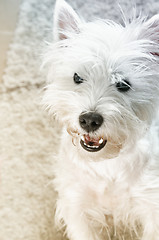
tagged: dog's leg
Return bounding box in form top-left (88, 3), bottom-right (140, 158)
top-left (55, 197), bottom-right (106, 240)
top-left (141, 228), bottom-right (159, 240)
top-left (56, 204), bottom-right (100, 240)
top-left (65, 214), bottom-right (97, 240)
top-left (140, 210), bottom-right (159, 240)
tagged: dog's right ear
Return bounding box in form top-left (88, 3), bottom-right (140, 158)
top-left (53, 0), bottom-right (82, 41)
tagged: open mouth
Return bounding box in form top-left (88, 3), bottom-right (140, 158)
top-left (80, 134), bottom-right (107, 152)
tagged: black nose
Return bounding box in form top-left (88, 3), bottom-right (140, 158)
top-left (79, 112), bottom-right (103, 132)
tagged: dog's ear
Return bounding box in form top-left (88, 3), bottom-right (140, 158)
top-left (144, 14), bottom-right (159, 56)
top-left (53, 0), bottom-right (81, 41)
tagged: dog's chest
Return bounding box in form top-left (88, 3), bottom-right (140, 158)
top-left (91, 179), bottom-right (130, 213)
top-left (78, 162), bottom-right (131, 214)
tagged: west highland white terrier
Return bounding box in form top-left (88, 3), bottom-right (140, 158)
top-left (43, 0), bottom-right (159, 239)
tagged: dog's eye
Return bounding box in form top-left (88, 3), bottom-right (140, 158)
top-left (116, 80), bottom-right (131, 92)
top-left (73, 73), bottom-right (84, 84)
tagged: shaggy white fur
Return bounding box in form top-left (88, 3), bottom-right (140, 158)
top-left (43, 1), bottom-right (159, 240)
top-left (0, 0), bottom-right (159, 240)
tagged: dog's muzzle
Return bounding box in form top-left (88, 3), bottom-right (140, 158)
top-left (79, 111), bottom-right (106, 152)
top-left (80, 134), bottom-right (107, 152)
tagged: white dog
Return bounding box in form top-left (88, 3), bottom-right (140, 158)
top-left (43, 0), bottom-right (159, 239)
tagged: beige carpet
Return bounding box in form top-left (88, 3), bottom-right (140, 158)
top-left (0, 0), bottom-right (159, 239)
top-left (0, 0), bottom-right (62, 239)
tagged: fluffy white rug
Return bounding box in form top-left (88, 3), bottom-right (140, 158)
top-left (0, 0), bottom-right (158, 239)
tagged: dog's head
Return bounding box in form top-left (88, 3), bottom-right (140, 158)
top-left (43, 0), bottom-right (159, 159)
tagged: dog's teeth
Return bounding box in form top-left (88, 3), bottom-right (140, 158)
top-left (81, 135), bottom-right (104, 149)
top-left (92, 145), bottom-right (99, 148)
top-left (88, 145), bottom-right (99, 149)
top-left (99, 138), bottom-right (103, 144)
top-left (81, 135), bottom-right (85, 141)
top-left (83, 141), bottom-right (99, 149)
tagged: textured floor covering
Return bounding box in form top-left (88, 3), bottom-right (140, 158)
top-left (0, 0), bottom-right (159, 239)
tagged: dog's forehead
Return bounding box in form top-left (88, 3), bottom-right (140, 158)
top-left (59, 21), bottom-right (151, 73)
top-left (49, 20), bottom-right (155, 87)
top-left (72, 21), bottom-right (138, 53)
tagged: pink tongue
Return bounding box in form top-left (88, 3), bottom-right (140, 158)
top-left (84, 135), bottom-right (100, 146)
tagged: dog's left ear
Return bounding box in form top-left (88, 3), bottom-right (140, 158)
top-left (144, 14), bottom-right (159, 56)
top-left (53, 0), bottom-right (82, 41)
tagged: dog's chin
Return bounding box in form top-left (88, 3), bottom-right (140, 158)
top-left (80, 134), bottom-right (107, 152)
